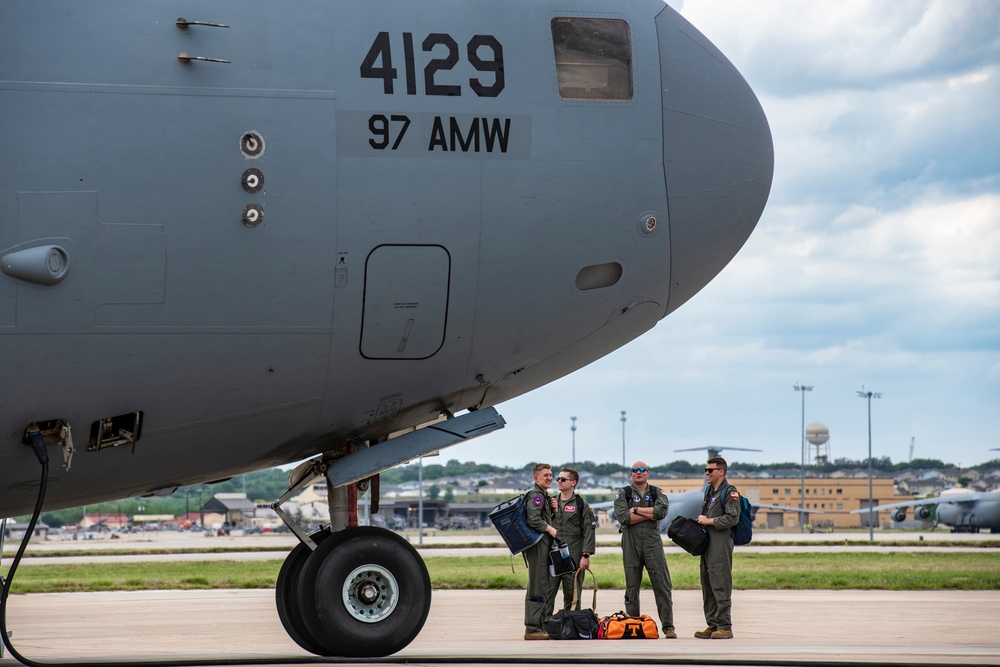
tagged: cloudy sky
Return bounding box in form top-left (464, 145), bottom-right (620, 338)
top-left (442, 0), bottom-right (1000, 471)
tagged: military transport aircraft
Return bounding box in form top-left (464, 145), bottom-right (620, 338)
top-left (851, 489), bottom-right (1000, 533)
top-left (1, 0), bottom-right (772, 659)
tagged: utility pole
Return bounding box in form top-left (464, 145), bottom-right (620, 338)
top-left (620, 411), bottom-right (627, 469)
top-left (418, 456), bottom-right (424, 546)
top-left (858, 387), bottom-right (882, 542)
top-left (794, 384), bottom-right (813, 533)
top-left (570, 416), bottom-right (577, 464)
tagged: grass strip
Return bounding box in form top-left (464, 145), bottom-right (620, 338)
top-left (4, 552), bottom-right (999, 594)
top-left (8, 539), bottom-right (998, 559)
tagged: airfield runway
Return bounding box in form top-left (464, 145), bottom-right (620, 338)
top-left (2, 532), bottom-right (998, 666)
top-left (2, 588), bottom-right (999, 666)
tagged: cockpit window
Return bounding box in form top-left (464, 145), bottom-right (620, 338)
top-left (551, 18), bottom-right (632, 101)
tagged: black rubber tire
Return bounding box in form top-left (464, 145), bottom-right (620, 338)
top-left (296, 526), bottom-right (431, 657)
top-left (275, 529), bottom-right (338, 656)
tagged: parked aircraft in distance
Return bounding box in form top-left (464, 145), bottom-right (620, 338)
top-left (654, 486), bottom-right (824, 534)
top-left (597, 448), bottom-right (820, 532)
top-left (1, 0), bottom-right (772, 659)
top-left (852, 489), bottom-right (1000, 533)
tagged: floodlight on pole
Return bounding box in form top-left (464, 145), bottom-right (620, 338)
top-left (857, 387), bottom-right (882, 542)
top-left (793, 384), bottom-right (813, 533)
top-left (570, 416), bottom-right (577, 464)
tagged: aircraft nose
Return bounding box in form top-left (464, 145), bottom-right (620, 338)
top-left (655, 6), bottom-right (774, 315)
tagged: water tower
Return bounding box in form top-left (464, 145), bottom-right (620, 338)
top-left (806, 422), bottom-right (830, 465)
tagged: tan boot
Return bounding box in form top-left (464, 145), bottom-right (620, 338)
top-left (694, 628), bottom-right (714, 639)
top-left (524, 631), bottom-right (549, 640)
top-left (710, 629), bottom-right (734, 639)
top-left (662, 629), bottom-right (677, 639)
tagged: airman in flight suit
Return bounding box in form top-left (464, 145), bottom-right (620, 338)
top-left (613, 461), bottom-right (676, 638)
top-left (523, 463), bottom-right (557, 640)
top-left (695, 456), bottom-right (741, 639)
top-left (546, 467), bottom-right (597, 611)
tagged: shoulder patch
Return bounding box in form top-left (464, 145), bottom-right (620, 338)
top-left (532, 494), bottom-right (543, 507)
top-left (730, 490), bottom-right (739, 500)
top-left (614, 491), bottom-right (620, 500)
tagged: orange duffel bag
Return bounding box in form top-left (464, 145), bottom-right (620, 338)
top-left (597, 611), bottom-right (659, 639)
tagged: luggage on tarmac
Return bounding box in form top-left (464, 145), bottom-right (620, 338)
top-left (547, 608), bottom-right (599, 640)
top-left (546, 568), bottom-right (599, 640)
top-left (667, 515), bottom-right (709, 556)
top-left (597, 611), bottom-right (659, 639)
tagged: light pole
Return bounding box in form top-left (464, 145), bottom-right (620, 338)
top-left (857, 387), bottom-right (882, 542)
top-left (620, 411), bottom-right (627, 468)
top-left (794, 384), bottom-right (813, 533)
top-left (418, 456), bottom-right (424, 545)
top-left (570, 416), bottom-right (577, 464)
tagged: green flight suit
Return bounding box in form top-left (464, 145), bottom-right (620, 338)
top-left (522, 482), bottom-right (554, 633)
top-left (546, 493), bottom-right (597, 611)
top-left (613, 483), bottom-right (674, 632)
top-left (700, 481), bottom-right (741, 631)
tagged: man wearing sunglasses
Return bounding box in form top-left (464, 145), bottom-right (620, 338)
top-left (546, 468), bottom-right (597, 613)
top-left (694, 457), bottom-right (741, 639)
top-left (613, 461), bottom-right (676, 638)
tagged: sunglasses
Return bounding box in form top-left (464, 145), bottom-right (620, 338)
top-left (631, 467), bottom-right (648, 473)
top-left (556, 477), bottom-right (571, 482)
top-left (705, 468), bottom-right (722, 473)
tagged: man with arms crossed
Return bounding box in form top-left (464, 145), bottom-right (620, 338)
top-left (613, 461), bottom-right (676, 638)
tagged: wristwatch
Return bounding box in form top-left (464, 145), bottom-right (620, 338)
top-left (582, 553), bottom-right (591, 558)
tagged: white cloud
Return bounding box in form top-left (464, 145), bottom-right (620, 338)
top-left (682, 1), bottom-right (1000, 92)
top-left (449, 1), bottom-right (1000, 471)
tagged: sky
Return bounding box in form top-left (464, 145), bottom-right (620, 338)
top-left (440, 0), bottom-right (1000, 472)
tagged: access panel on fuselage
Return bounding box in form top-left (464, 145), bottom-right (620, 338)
top-left (361, 244), bottom-right (450, 360)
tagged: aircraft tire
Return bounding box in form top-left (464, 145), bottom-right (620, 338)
top-left (275, 529), bottom-right (337, 655)
top-left (297, 526), bottom-right (431, 657)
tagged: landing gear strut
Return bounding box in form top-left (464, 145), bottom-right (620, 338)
top-left (270, 409), bottom-right (506, 656)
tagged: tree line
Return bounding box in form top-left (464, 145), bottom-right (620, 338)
top-left (23, 457), bottom-right (998, 527)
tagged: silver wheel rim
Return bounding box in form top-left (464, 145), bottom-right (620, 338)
top-left (341, 563), bottom-right (399, 623)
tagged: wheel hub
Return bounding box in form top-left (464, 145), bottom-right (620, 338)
top-left (342, 563), bottom-right (399, 623)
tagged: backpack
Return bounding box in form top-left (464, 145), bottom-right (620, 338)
top-left (723, 487), bottom-right (753, 546)
top-left (489, 492), bottom-right (544, 555)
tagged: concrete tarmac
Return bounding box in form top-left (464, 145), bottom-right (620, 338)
top-left (2, 588), bottom-right (998, 666)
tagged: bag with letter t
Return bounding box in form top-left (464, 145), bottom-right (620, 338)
top-left (597, 611), bottom-right (659, 639)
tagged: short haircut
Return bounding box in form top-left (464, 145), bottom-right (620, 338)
top-left (532, 463), bottom-right (552, 476)
top-left (707, 456), bottom-right (728, 472)
top-left (559, 468), bottom-right (579, 483)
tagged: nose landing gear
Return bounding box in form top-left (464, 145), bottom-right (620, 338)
top-left (270, 409), bottom-right (505, 656)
